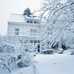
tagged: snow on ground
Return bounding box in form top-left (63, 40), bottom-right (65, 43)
top-left (11, 54), bottom-right (74, 74)
top-left (34, 54), bottom-right (74, 74)
top-left (11, 66), bottom-right (34, 74)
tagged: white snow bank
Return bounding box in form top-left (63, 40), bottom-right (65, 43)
top-left (11, 54), bottom-right (74, 74)
top-left (11, 65), bottom-right (34, 74)
top-left (34, 54), bottom-right (74, 74)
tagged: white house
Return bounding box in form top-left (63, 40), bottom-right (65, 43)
top-left (7, 14), bottom-right (46, 53)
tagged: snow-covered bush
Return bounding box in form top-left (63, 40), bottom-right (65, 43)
top-left (0, 47), bottom-right (3, 52)
top-left (17, 51), bottom-right (33, 68)
top-left (40, 0), bottom-right (74, 52)
top-left (63, 49), bottom-right (73, 55)
top-left (0, 62), bottom-right (11, 74)
top-left (0, 42), bottom-right (15, 53)
top-left (0, 54), bottom-right (18, 74)
top-left (51, 41), bottom-right (58, 49)
top-left (42, 50), bottom-right (53, 54)
top-left (70, 52), bottom-right (74, 55)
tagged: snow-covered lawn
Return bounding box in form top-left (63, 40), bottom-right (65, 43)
top-left (34, 54), bottom-right (74, 74)
top-left (11, 54), bottom-right (74, 74)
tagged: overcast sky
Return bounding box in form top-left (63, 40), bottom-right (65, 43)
top-left (0, 0), bottom-right (42, 35)
top-left (0, 0), bottom-right (67, 36)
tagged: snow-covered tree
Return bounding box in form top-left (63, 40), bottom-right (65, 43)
top-left (23, 8), bottom-right (32, 17)
top-left (40, 0), bottom-right (74, 52)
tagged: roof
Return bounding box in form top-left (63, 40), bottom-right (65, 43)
top-left (8, 14), bottom-right (26, 23)
top-left (8, 14), bottom-right (41, 23)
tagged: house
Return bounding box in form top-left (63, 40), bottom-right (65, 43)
top-left (7, 14), bottom-right (46, 53)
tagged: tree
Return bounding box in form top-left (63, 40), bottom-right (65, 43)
top-left (40, 0), bottom-right (74, 51)
top-left (23, 8), bottom-right (32, 17)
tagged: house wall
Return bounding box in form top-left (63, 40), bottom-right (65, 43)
top-left (8, 22), bottom-right (45, 37)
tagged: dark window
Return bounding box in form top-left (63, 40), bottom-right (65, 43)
top-left (27, 20), bottom-right (33, 23)
top-left (34, 40), bottom-right (37, 43)
top-left (15, 28), bottom-right (20, 35)
top-left (27, 20), bottom-right (29, 23)
top-left (38, 40), bottom-right (40, 43)
top-left (34, 21), bottom-right (39, 23)
top-left (30, 40), bottom-right (33, 43)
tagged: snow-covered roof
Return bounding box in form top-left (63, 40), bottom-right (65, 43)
top-left (8, 14), bottom-right (41, 24)
top-left (8, 14), bottom-right (26, 23)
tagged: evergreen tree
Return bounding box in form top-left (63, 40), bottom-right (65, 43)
top-left (23, 8), bottom-right (32, 17)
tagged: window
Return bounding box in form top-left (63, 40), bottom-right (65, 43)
top-left (26, 19), bottom-right (39, 23)
top-left (15, 28), bottom-right (20, 35)
top-left (30, 40), bottom-right (33, 43)
top-left (38, 40), bottom-right (40, 43)
top-left (27, 20), bottom-right (33, 23)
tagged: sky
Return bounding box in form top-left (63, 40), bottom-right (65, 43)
top-left (0, 0), bottom-right (42, 35)
top-left (0, 0), bottom-right (67, 35)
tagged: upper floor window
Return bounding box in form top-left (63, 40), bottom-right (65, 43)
top-left (15, 28), bottom-right (20, 35)
top-left (26, 19), bottom-right (39, 24)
